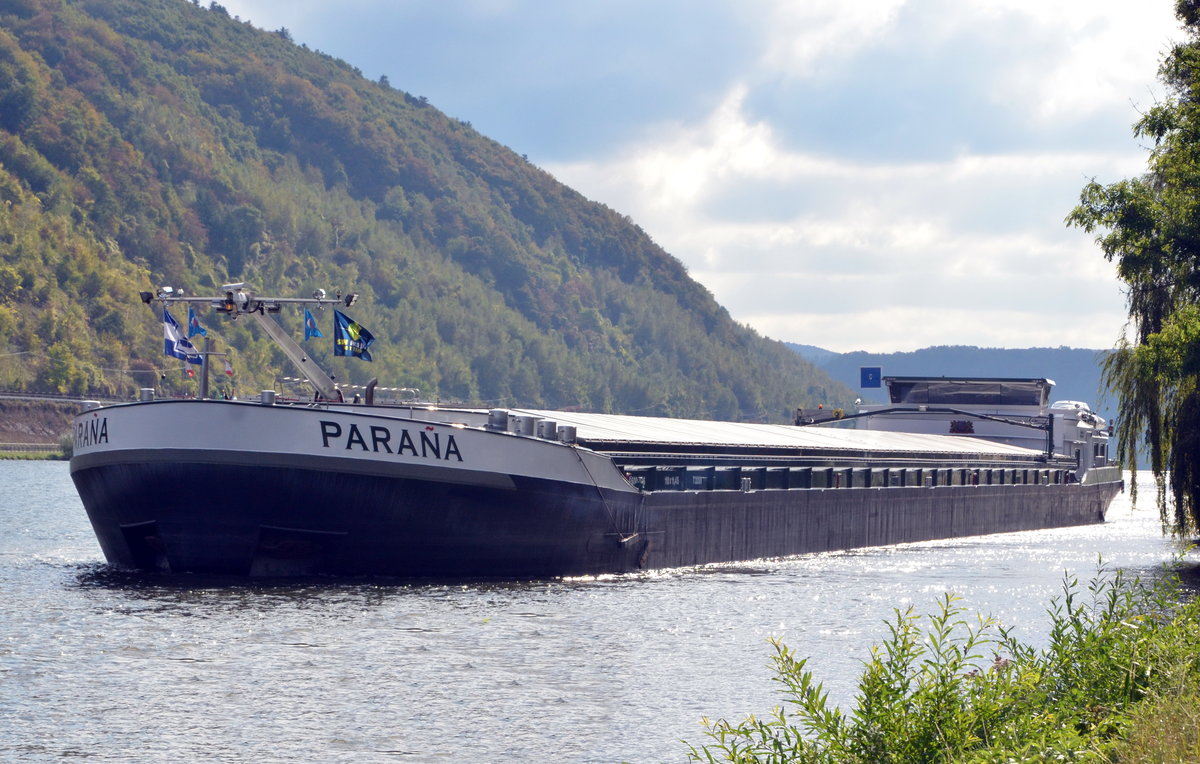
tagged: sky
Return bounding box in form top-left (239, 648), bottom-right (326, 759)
top-left (219, 0), bottom-right (1184, 353)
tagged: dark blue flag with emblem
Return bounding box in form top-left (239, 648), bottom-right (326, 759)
top-left (304, 308), bottom-right (324, 340)
top-left (187, 305), bottom-right (207, 338)
top-left (333, 310), bottom-right (373, 361)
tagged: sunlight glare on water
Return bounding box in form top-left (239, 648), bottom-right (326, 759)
top-left (0, 462), bottom-right (1188, 763)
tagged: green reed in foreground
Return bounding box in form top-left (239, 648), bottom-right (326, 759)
top-left (687, 562), bottom-right (1200, 763)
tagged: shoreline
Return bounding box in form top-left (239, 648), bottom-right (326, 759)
top-left (0, 398), bottom-right (79, 459)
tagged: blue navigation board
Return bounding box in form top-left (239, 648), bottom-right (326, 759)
top-left (860, 367), bottom-right (882, 388)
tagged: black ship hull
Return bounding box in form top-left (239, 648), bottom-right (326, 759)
top-left (71, 435), bottom-right (1123, 578)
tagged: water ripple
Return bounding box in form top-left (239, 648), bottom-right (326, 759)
top-left (1, 463), bottom-right (1191, 763)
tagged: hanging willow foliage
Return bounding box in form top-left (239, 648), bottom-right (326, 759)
top-left (1169, 386), bottom-right (1200, 533)
top-left (1068, 2), bottom-right (1200, 535)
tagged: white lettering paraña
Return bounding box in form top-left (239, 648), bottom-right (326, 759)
top-left (75, 417), bottom-right (109, 448)
top-left (319, 420), bottom-right (463, 462)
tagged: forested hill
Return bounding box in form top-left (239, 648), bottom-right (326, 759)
top-left (0, 0), bottom-right (851, 420)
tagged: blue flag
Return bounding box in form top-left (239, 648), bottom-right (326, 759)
top-left (187, 305), bottom-right (207, 338)
top-left (333, 310), bottom-right (374, 361)
top-left (163, 308), bottom-right (202, 364)
top-left (304, 308), bottom-right (324, 340)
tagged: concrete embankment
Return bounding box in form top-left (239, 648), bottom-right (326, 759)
top-left (0, 398), bottom-right (80, 448)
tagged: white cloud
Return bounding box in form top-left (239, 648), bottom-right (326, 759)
top-left (623, 86), bottom-right (788, 210)
top-left (742, 304), bottom-right (1126, 353)
top-left (756, 0), bottom-right (908, 78)
top-left (548, 79), bottom-right (1148, 351)
top-left (220, 0), bottom-right (1178, 352)
top-left (749, 0), bottom-right (1177, 121)
top-left (980, 1), bottom-right (1177, 122)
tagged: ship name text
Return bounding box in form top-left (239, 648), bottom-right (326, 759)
top-left (75, 416), bottom-right (109, 448)
top-left (319, 420), bottom-right (463, 462)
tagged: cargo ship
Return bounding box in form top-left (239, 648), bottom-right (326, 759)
top-left (68, 287), bottom-right (1124, 578)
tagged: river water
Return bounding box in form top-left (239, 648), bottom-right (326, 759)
top-left (0, 462), bottom-right (1190, 763)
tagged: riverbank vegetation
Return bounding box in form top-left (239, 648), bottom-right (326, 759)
top-left (687, 564), bottom-right (1200, 762)
top-left (0, 449), bottom-right (64, 460)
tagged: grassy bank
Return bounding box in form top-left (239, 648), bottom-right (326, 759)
top-left (0, 450), bottom-right (66, 460)
top-left (687, 563), bottom-right (1200, 763)
top-left (0, 431), bottom-right (72, 460)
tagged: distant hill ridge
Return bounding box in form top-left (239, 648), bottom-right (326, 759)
top-left (0, 0), bottom-right (853, 420)
top-left (789, 343), bottom-right (1113, 421)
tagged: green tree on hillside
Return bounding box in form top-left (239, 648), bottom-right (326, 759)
top-left (1067, 0), bottom-right (1200, 534)
top-left (0, 0), bottom-right (850, 417)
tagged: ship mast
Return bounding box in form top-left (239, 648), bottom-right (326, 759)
top-left (140, 283), bottom-right (357, 401)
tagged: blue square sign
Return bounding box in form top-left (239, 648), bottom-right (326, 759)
top-left (860, 367), bottom-right (882, 388)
